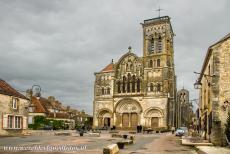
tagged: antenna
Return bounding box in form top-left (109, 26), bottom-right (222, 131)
top-left (156, 6), bottom-right (163, 17)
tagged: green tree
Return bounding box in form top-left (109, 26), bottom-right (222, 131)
top-left (225, 111), bottom-right (230, 141)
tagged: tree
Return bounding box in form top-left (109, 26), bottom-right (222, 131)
top-left (225, 111), bottom-right (230, 141)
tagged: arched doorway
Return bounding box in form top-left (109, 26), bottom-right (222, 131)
top-left (115, 98), bottom-right (142, 128)
top-left (97, 109), bottom-right (112, 128)
top-left (144, 107), bottom-right (164, 129)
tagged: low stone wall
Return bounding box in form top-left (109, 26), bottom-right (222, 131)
top-left (25, 130), bottom-right (76, 136)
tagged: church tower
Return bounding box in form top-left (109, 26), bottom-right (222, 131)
top-left (141, 16), bottom-right (176, 127)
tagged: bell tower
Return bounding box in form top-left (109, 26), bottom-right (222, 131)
top-left (141, 16), bottom-right (176, 128)
top-left (142, 16), bottom-right (174, 58)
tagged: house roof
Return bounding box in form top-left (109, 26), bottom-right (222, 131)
top-left (198, 32), bottom-right (230, 81)
top-left (0, 79), bottom-right (28, 100)
top-left (101, 63), bottom-right (114, 72)
top-left (31, 96), bottom-right (47, 113)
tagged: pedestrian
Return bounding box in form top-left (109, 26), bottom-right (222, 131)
top-left (171, 126), bottom-right (175, 134)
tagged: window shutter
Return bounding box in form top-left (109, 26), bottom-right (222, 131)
top-left (2, 114), bottom-right (8, 129)
top-left (23, 116), bottom-right (27, 129)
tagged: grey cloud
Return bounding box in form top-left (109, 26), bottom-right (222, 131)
top-left (0, 0), bottom-right (229, 113)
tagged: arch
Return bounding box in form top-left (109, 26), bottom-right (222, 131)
top-left (144, 107), bottom-right (164, 118)
top-left (116, 52), bottom-right (139, 67)
top-left (115, 98), bottom-right (142, 114)
top-left (96, 108), bottom-right (113, 118)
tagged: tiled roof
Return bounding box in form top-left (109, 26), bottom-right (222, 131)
top-left (101, 63), bottom-right (114, 72)
top-left (0, 79), bottom-right (28, 100)
top-left (31, 96), bottom-right (47, 113)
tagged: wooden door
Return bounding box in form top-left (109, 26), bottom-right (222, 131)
top-left (122, 113), bottom-right (129, 127)
top-left (131, 113), bottom-right (138, 127)
top-left (151, 117), bottom-right (159, 128)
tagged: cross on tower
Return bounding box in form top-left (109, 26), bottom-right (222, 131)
top-left (156, 6), bottom-right (163, 18)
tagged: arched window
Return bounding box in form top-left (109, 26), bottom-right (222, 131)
top-left (150, 83), bottom-right (154, 92)
top-left (122, 76), bottom-right (126, 93)
top-left (157, 59), bottom-right (161, 67)
top-left (127, 73), bottom-right (131, 93)
top-left (107, 87), bottom-right (110, 95)
top-left (132, 75), bottom-right (135, 92)
top-left (148, 38), bottom-right (154, 53)
top-left (151, 38), bottom-right (154, 52)
top-left (137, 79), bottom-right (141, 92)
top-left (117, 81), bottom-right (121, 93)
top-left (158, 37), bottom-right (162, 53)
top-left (149, 60), bottom-right (153, 68)
top-left (157, 84), bottom-right (161, 92)
top-left (102, 87), bottom-right (104, 95)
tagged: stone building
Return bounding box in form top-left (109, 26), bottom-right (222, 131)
top-left (93, 16), bottom-right (177, 130)
top-left (176, 88), bottom-right (193, 128)
top-left (0, 79), bottom-right (29, 135)
top-left (196, 33), bottom-right (230, 145)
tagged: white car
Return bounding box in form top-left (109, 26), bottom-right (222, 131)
top-left (175, 127), bottom-right (188, 136)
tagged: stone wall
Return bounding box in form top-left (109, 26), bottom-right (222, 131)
top-left (0, 94), bottom-right (28, 135)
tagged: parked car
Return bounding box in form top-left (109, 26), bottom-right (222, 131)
top-left (43, 125), bottom-right (53, 130)
top-left (175, 127), bottom-right (188, 136)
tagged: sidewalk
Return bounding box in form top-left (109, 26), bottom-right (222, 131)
top-left (196, 146), bottom-right (230, 154)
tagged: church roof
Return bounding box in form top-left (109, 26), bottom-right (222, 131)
top-left (101, 63), bottom-right (114, 72)
top-left (0, 79), bottom-right (28, 100)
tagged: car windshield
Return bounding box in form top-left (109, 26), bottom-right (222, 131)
top-left (180, 127), bottom-right (188, 131)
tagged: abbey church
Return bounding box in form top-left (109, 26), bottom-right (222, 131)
top-left (93, 16), bottom-right (177, 130)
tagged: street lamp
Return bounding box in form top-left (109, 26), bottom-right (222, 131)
top-left (28, 85), bottom-right (42, 112)
top-left (32, 85), bottom-right (41, 99)
top-left (194, 80), bottom-right (202, 89)
top-left (193, 71), bottom-right (215, 89)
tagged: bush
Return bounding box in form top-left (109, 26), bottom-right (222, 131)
top-left (225, 111), bottom-right (230, 141)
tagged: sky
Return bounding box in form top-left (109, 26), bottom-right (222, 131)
top-left (0, 0), bottom-right (229, 114)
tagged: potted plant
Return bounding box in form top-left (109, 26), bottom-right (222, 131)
top-left (117, 142), bottom-right (125, 149)
top-left (123, 134), bottom-right (128, 139)
top-left (79, 129), bottom-right (84, 136)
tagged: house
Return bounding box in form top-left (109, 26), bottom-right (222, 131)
top-left (0, 79), bottom-right (29, 135)
top-left (197, 33), bottom-right (230, 145)
top-left (27, 93), bottom-right (75, 129)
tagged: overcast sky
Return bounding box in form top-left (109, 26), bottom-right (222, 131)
top-left (0, 0), bottom-right (229, 114)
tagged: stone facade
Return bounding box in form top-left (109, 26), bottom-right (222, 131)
top-left (93, 16), bottom-right (177, 130)
top-left (0, 80), bottom-right (29, 135)
top-left (197, 33), bottom-right (230, 145)
top-left (176, 88), bottom-right (193, 128)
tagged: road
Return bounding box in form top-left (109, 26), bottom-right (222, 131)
top-left (0, 131), bottom-right (198, 154)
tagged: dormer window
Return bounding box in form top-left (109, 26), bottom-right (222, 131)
top-left (12, 98), bottom-right (18, 109)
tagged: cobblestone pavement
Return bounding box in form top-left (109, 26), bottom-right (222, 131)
top-left (0, 132), bottom-right (197, 154)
